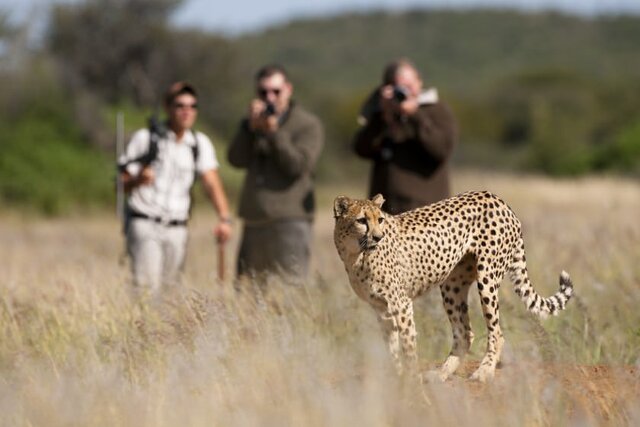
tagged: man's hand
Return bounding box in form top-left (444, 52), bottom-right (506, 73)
top-left (138, 166), bottom-right (155, 185)
top-left (379, 85), bottom-right (397, 124)
top-left (248, 99), bottom-right (279, 134)
top-left (122, 167), bottom-right (154, 192)
top-left (263, 114), bottom-right (279, 134)
top-left (379, 85), bottom-right (419, 124)
top-left (397, 97), bottom-right (419, 117)
top-left (248, 99), bottom-right (264, 130)
top-left (200, 169), bottom-right (232, 245)
top-left (213, 220), bottom-right (232, 244)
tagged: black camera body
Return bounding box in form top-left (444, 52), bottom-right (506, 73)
top-left (263, 102), bottom-right (277, 116)
top-left (392, 85), bottom-right (410, 103)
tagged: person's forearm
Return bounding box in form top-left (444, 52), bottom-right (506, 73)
top-left (268, 124), bottom-right (323, 178)
top-left (202, 171), bottom-right (231, 221)
top-left (411, 106), bottom-right (457, 161)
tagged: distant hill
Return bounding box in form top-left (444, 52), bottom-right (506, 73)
top-left (227, 9), bottom-right (640, 176)
top-left (3, 7), bottom-right (640, 214)
top-left (231, 9), bottom-right (640, 96)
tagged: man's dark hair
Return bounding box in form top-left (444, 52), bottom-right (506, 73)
top-left (164, 81), bottom-right (197, 107)
top-left (382, 58), bottom-right (419, 85)
top-left (255, 64), bottom-right (289, 82)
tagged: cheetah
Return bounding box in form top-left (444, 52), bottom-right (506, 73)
top-left (333, 191), bottom-right (573, 382)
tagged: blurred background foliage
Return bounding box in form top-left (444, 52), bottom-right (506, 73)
top-left (1, 0), bottom-right (639, 214)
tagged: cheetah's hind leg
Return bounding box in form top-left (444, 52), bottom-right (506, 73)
top-left (469, 263), bottom-right (505, 383)
top-left (425, 254), bottom-right (476, 382)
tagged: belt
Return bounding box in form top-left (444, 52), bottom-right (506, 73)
top-left (129, 210), bottom-right (188, 227)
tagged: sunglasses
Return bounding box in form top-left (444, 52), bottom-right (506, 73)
top-left (172, 102), bottom-right (198, 110)
top-left (257, 88), bottom-right (282, 98)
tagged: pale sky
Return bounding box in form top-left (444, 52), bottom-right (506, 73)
top-left (2, 0), bottom-right (640, 35)
top-left (173, 0), bottom-right (640, 33)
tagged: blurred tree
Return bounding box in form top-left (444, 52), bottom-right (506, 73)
top-left (595, 120), bottom-right (640, 173)
top-left (48, 0), bottom-right (183, 105)
top-left (0, 10), bottom-right (11, 43)
top-left (46, 0), bottom-right (239, 146)
top-left (0, 58), bottom-right (112, 215)
top-left (0, 10), bottom-right (25, 72)
top-left (164, 29), bottom-right (240, 138)
top-left (487, 69), bottom-right (604, 175)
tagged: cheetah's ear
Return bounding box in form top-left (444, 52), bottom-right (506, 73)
top-left (333, 196), bottom-right (351, 218)
top-left (371, 193), bottom-right (385, 208)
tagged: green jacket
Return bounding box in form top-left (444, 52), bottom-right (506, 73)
top-left (228, 103), bottom-right (324, 223)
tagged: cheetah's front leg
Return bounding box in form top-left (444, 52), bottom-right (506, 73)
top-left (376, 311), bottom-right (402, 374)
top-left (376, 295), bottom-right (418, 376)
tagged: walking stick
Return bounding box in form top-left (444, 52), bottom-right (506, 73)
top-left (115, 111), bottom-right (128, 266)
top-left (217, 239), bottom-right (226, 282)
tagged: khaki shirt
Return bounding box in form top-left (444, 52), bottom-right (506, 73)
top-left (121, 128), bottom-right (219, 221)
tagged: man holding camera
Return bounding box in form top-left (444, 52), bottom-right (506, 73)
top-left (119, 82), bottom-right (232, 295)
top-left (228, 64), bottom-right (324, 280)
top-left (353, 58), bottom-right (458, 214)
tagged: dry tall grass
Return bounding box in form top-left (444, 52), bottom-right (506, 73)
top-left (1, 170), bottom-right (639, 426)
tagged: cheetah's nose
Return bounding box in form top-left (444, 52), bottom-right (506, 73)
top-left (372, 233), bottom-right (384, 243)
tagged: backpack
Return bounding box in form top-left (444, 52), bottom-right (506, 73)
top-left (118, 116), bottom-right (199, 177)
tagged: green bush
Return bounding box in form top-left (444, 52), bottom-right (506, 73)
top-left (0, 98), bottom-right (113, 216)
top-left (594, 121), bottom-right (640, 173)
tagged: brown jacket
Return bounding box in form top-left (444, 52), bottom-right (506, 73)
top-left (353, 89), bottom-right (457, 214)
top-left (228, 103), bottom-right (324, 222)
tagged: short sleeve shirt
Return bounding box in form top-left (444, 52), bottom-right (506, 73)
top-left (119, 128), bottom-right (219, 221)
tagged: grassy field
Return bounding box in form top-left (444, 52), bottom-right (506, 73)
top-left (1, 170), bottom-right (639, 426)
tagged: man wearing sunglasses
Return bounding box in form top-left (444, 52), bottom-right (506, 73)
top-left (119, 81), bottom-right (232, 295)
top-left (228, 64), bottom-right (324, 281)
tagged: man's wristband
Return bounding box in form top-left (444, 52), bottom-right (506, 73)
top-left (220, 217), bottom-right (233, 225)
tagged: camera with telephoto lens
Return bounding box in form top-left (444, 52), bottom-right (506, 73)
top-left (263, 102), bottom-right (277, 116)
top-left (392, 85), bottom-right (410, 103)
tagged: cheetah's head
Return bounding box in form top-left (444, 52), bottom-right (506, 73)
top-left (333, 194), bottom-right (387, 254)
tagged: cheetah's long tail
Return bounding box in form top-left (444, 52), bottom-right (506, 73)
top-left (507, 238), bottom-right (574, 319)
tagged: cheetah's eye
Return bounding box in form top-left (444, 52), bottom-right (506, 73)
top-left (378, 217), bottom-right (384, 224)
top-left (356, 217), bottom-right (367, 225)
